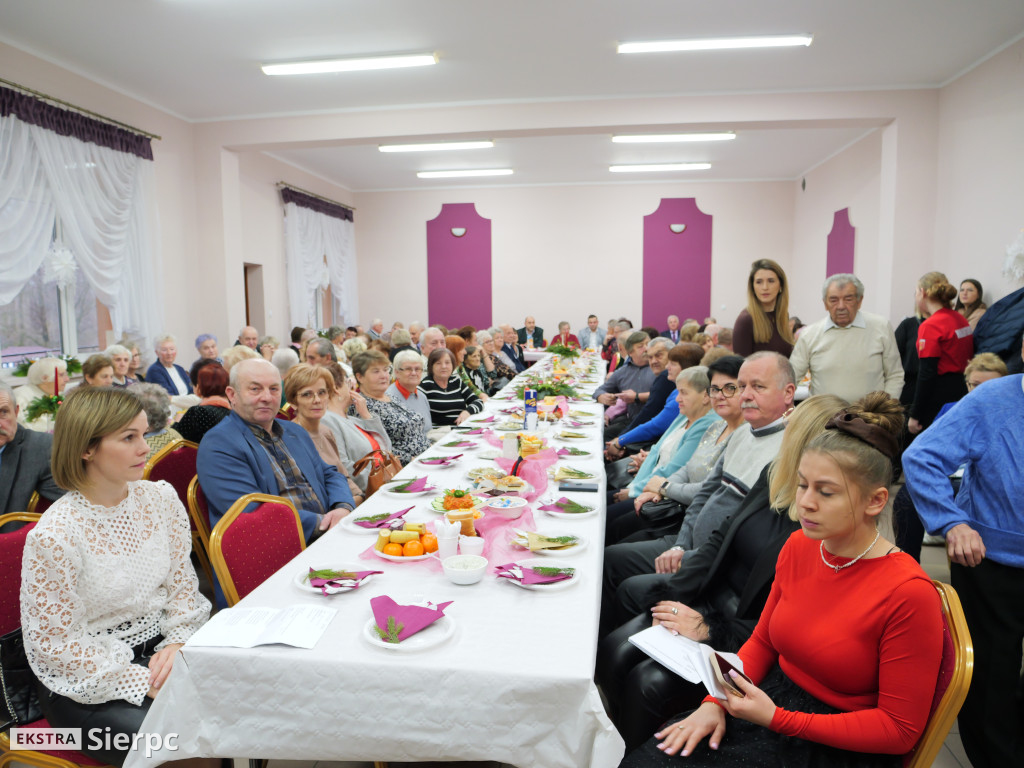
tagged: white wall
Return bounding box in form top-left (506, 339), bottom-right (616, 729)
top-left (789, 130), bottom-right (884, 322)
top-left (934, 37), bottom-right (1024, 306)
top-left (354, 181), bottom-right (793, 335)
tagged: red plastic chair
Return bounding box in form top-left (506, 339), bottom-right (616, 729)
top-left (207, 494), bottom-right (306, 606)
top-left (0, 512), bottom-right (111, 768)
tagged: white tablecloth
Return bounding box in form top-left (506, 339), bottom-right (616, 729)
top-left (126, 354), bottom-right (623, 768)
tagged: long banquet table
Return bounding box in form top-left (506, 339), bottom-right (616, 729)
top-left (126, 353), bottom-right (625, 768)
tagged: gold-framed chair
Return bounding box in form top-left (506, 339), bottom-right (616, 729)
top-left (25, 492), bottom-right (54, 515)
top-left (0, 512), bottom-right (113, 768)
top-left (903, 580), bottom-right (974, 768)
top-left (207, 493), bottom-right (306, 607)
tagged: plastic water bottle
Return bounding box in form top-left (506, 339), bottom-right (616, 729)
top-left (524, 388), bottom-right (538, 431)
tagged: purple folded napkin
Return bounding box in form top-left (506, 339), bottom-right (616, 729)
top-left (308, 568), bottom-right (382, 595)
top-left (473, 415), bottom-right (496, 423)
top-left (537, 496), bottom-right (573, 511)
top-left (461, 428), bottom-right (487, 436)
top-left (420, 454), bottom-right (462, 466)
top-left (370, 595), bottom-right (454, 643)
top-left (556, 448), bottom-right (579, 457)
top-left (500, 407), bottom-right (522, 415)
top-left (353, 506), bottom-right (414, 529)
top-left (442, 440), bottom-right (476, 448)
top-left (566, 420), bottom-right (593, 428)
top-left (390, 476), bottom-right (434, 493)
top-left (494, 562), bottom-right (575, 585)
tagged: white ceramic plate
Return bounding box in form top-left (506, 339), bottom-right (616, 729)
top-left (415, 455), bottom-right (462, 468)
top-left (498, 559), bottom-right (580, 592)
top-left (435, 439), bottom-right (478, 452)
top-left (538, 499), bottom-right (599, 520)
top-left (549, 468), bottom-right (597, 481)
top-left (511, 532), bottom-right (588, 557)
top-left (556, 432), bottom-right (589, 440)
top-left (338, 513), bottom-right (399, 536)
top-left (294, 565), bottom-right (373, 593)
top-left (381, 480), bottom-right (438, 497)
top-left (362, 614), bottom-right (456, 652)
top-left (372, 549), bottom-right (435, 563)
top-left (556, 450), bottom-right (592, 462)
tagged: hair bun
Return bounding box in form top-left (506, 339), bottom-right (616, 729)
top-left (844, 391), bottom-right (905, 437)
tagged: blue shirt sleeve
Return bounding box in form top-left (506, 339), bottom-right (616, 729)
top-left (617, 387), bottom-right (678, 445)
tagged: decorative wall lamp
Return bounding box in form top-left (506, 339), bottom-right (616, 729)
top-left (451, 227), bottom-right (467, 237)
top-left (669, 224), bottom-right (687, 234)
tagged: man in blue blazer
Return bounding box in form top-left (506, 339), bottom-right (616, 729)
top-left (145, 335), bottom-right (194, 396)
top-left (198, 359), bottom-right (354, 604)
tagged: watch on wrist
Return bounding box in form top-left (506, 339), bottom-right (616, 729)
top-left (658, 480), bottom-right (670, 498)
top-left (669, 545), bottom-right (683, 552)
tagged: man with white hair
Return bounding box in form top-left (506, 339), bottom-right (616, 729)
top-left (660, 315), bottom-right (681, 343)
top-left (367, 318), bottom-right (385, 340)
top-left (0, 382), bottom-right (63, 516)
top-left (418, 327), bottom-right (447, 357)
top-left (198, 359), bottom-right (354, 605)
top-left (408, 322), bottom-right (424, 348)
top-left (703, 323), bottom-right (721, 346)
top-left (789, 273), bottom-right (903, 402)
top-left (501, 324), bottom-right (527, 372)
top-left (304, 337), bottom-right (338, 366)
top-left (236, 325), bottom-right (259, 350)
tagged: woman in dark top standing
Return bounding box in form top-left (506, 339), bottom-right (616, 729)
top-left (732, 259), bottom-right (795, 358)
top-left (419, 348), bottom-right (484, 426)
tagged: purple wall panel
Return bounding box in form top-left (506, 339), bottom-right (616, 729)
top-left (826, 208), bottom-right (856, 277)
top-left (426, 203), bottom-right (492, 329)
top-left (642, 198), bottom-right (713, 329)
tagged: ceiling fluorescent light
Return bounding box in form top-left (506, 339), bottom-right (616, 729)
top-left (417, 169), bottom-right (513, 179)
top-left (618, 35), bottom-right (812, 54)
top-left (609, 163), bottom-right (711, 173)
top-left (612, 133), bottom-right (735, 143)
top-left (379, 141), bottom-right (494, 153)
top-left (262, 53), bottom-right (437, 76)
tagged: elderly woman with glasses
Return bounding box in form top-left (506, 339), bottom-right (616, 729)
top-left (386, 349), bottom-right (433, 436)
top-left (284, 364), bottom-right (364, 508)
top-left (475, 330), bottom-right (515, 391)
top-left (352, 350), bottom-right (430, 465)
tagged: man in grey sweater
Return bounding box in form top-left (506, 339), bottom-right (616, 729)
top-left (601, 352), bottom-right (795, 631)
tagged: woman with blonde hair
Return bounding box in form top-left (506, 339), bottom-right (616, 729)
top-left (907, 271), bottom-right (973, 434)
top-left (732, 259), bottom-right (795, 357)
top-left (21, 387), bottom-right (211, 766)
top-left (600, 393), bottom-right (847, 748)
top-left (622, 392), bottom-right (943, 767)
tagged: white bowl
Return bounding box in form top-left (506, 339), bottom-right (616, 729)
top-left (485, 495), bottom-right (529, 519)
top-left (442, 554), bottom-right (488, 585)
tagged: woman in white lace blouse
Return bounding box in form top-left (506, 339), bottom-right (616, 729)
top-left (20, 387), bottom-right (212, 767)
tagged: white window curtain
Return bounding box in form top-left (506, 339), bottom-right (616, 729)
top-left (0, 111), bottom-right (162, 347)
top-left (284, 198), bottom-right (358, 330)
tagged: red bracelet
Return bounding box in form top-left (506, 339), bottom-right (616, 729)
top-left (703, 696), bottom-right (727, 711)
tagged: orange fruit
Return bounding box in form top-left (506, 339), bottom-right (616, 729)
top-left (382, 542), bottom-right (403, 556)
top-left (403, 540), bottom-right (425, 557)
top-left (421, 534), bottom-right (438, 553)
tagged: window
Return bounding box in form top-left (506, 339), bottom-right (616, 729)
top-left (0, 239), bottom-right (105, 368)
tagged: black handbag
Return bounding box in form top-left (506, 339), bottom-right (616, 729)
top-left (638, 497), bottom-right (685, 524)
top-left (0, 627), bottom-right (42, 729)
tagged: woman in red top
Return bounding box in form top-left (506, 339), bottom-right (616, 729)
top-left (551, 321), bottom-right (581, 349)
top-left (907, 272), bottom-right (973, 435)
top-left (622, 393), bottom-right (943, 768)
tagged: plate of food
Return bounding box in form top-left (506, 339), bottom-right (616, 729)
top-left (556, 446), bottom-right (592, 461)
top-left (556, 430), bottom-right (589, 440)
top-left (371, 525), bottom-right (438, 561)
top-left (429, 489), bottom-right (487, 514)
top-left (550, 466), bottom-right (596, 482)
top-left (494, 421), bottom-right (524, 432)
top-left (467, 466), bottom-right (505, 483)
top-left (509, 530), bottom-right (587, 556)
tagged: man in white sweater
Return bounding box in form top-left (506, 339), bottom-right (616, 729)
top-left (789, 273), bottom-right (903, 403)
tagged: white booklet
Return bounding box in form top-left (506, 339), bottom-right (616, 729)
top-left (628, 625), bottom-right (745, 700)
top-left (186, 605), bottom-right (337, 649)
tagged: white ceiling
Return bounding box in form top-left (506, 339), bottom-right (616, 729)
top-left (2, 0), bottom-right (1023, 189)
